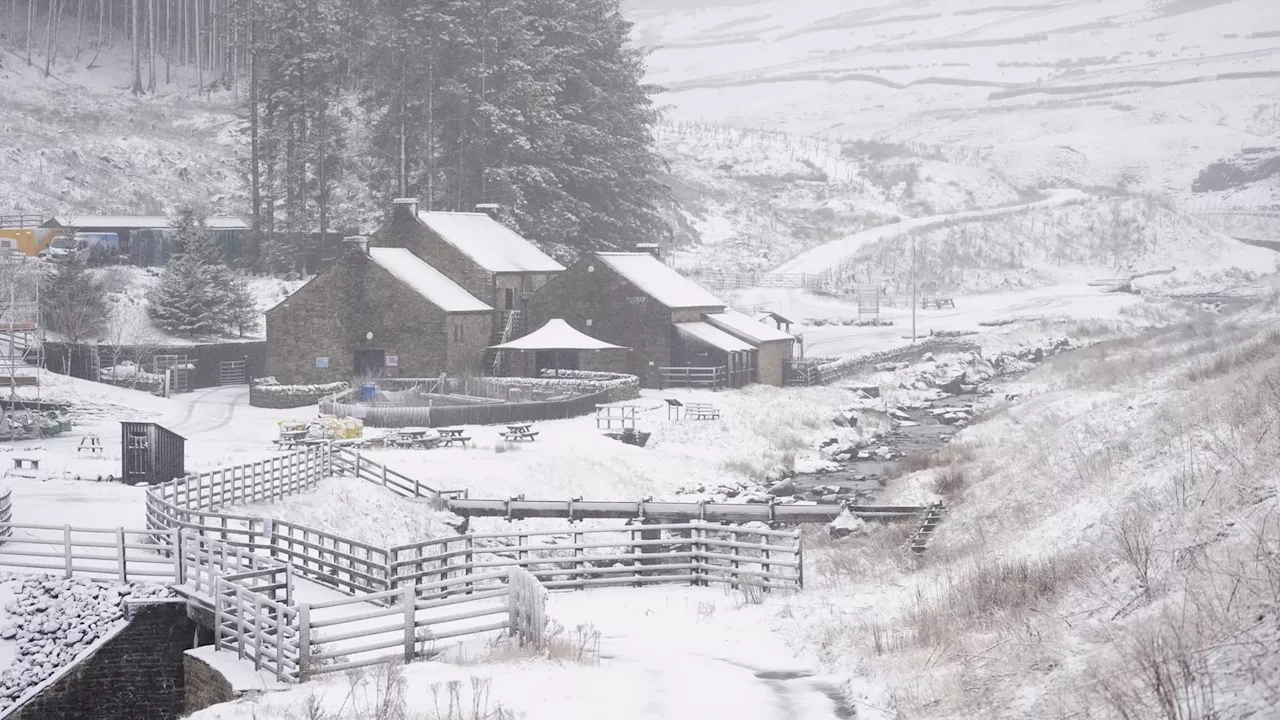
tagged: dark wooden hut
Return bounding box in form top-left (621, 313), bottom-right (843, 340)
top-left (120, 422), bottom-right (187, 486)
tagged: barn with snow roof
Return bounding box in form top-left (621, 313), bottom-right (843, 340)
top-left (264, 236), bottom-right (493, 384)
top-left (525, 251), bottom-right (796, 389)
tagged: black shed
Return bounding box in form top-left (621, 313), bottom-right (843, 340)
top-left (121, 422), bottom-right (187, 486)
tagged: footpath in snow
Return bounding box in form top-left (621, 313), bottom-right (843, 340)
top-left (771, 189), bottom-right (1087, 276)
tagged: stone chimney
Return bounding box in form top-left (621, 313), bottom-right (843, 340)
top-left (474, 203), bottom-right (502, 220)
top-left (343, 235), bottom-right (370, 255)
top-left (391, 197), bottom-right (419, 224)
top-left (635, 243), bottom-right (661, 260)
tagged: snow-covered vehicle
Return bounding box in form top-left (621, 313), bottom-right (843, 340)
top-left (39, 232), bottom-right (120, 262)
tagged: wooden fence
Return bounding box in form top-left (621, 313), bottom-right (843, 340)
top-left (388, 523), bottom-right (803, 594)
top-left (0, 523), bottom-right (180, 583)
top-left (1, 437), bottom-right (805, 683)
top-left (660, 366), bottom-right (728, 390)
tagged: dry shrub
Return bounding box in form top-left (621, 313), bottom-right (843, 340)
top-left (454, 621), bottom-right (601, 667)
top-left (1089, 618), bottom-right (1217, 720)
top-left (811, 522), bottom-right (915, 587)
top-left (897, 554), bottom-right (1085, 649)
top-left (930, 465), bottom-right (969, 500)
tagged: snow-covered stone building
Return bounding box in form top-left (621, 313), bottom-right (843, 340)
top-left (525, 252), bottom-right (796, 388)
top-left (370, 200), bottom-right (565, 345)
top-left (264, 238), bottom-right (493, 384)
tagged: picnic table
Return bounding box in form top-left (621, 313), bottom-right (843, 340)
top-left (437, 427), bottom-right (471, 447)
top-left (501, 424), bottom-right (539, 442)
top-left (389, 428), bottom-right (441, 449)
top-left (274, 428), bottom-right (311, 449)
top-left (685, 402), bottom-right (721, 420)
top-left (921, 297), bottom-right (956, 309)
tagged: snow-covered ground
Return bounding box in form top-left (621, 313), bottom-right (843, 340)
top-left (188, 586), bottom-right (853, 720)
top-left (633, 0), bottom-right (1280, 204)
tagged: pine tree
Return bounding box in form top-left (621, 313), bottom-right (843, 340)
top-left (148, 209), bottom-right (257, 336)
top-left (41, 248), bottom-right (108, 363)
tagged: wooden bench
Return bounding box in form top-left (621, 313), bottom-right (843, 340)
top-left (685, 403), bottom-right (721, 420)
top-left (13, 458), bottom-right (39, 470)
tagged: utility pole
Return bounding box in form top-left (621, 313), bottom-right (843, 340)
top-left (910, 234), bottom-right (917, 343)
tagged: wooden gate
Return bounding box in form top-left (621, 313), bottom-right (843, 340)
top-left (219, 360), bottom-right (247, 385)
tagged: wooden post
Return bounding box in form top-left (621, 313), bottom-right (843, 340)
top-left (730, 530), bottom-right (740, 588)
top-left (402, 584), bottom-right (416, 662)
top-left (173, 528), bottom-right (185, 585)
top-left (464, 536), bottom-right (475, 594)
top-left (573, 531), bottom-right (583, 590)
top-left (691, 526), bottom-right (703, 586)
top-left (214, 581), bottom-right (225, 651)
top-left (298, 603), bottom-right (311, 681)
top-left (117, 528), bottom-right (127, 582)
top-left (253, 594), bottom-right (264, 670)
top-left (63, 525), bottom-right (73, 578)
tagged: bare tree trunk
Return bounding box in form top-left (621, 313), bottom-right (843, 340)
top-left (107, 0), bottom-right (112, 47)
top-left (147, 0), bottom-right (156, 92)
top-left (26, 0), bottom-right (34, 65)
top-left (42, 0), bottom-right (54, 74)
top-left (195, 0), bottom-right (202, 90)
top-left (86, 0), bottom-right (103, 67)
top-left (75, 0), bottom-right (83, 59)
top-left (164, 0), bottom-right (170, 83)
top-left (249, 29), bottom-right (260, 230)
top-left (130, 0), bottom-right (143, 93)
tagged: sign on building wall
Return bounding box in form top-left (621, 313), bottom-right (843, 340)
top-left (386, 355), bottom-right (399, 367)
top-left (315, 357), bottom-right (329, 368)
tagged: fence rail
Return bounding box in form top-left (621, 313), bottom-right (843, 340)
top-left (660, 366), bottom-right (728, 391)
top-left (0, 523), bottom-right (179, 582)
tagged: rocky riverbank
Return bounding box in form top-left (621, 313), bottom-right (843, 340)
top-left (675, 337), bottom-right (1076, 508)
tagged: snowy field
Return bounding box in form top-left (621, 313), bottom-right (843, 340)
top-left (188, 585), bottom-right (853, 720)
top-left (631, 0), bottom-right (1280, 204)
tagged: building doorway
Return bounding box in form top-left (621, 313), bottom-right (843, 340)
top-left (354, 349), bottom-right (386, 376)
top-left (504, 288), bottom-right (515, 310)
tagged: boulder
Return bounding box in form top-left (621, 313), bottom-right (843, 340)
top-left (766, 479), bottom-right (797, 497)
top-left (851, 385), bottom-right (881, 398)
top-left (829, 509), bottom-right (870, 540)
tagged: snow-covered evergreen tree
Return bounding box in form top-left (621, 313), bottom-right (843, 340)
top-left (148, 209), bottom-right (257, 337)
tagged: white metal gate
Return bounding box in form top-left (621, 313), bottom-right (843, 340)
top-left (218, 360), bottom-right (247, 386)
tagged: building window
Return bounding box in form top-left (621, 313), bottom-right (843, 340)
top-left (586, 319), bottom-right (593, 327)
top-left (453, 324), bottom-right (462, 342)
top-left (626, 296), bottom-right (646, 306)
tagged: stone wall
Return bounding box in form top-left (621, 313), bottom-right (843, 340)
top-left (755, 339), bottom-right (792, 387)
top-left (182, 652), bottom-right (233, 715)
top-left (7, 600), bottom-right (206, 720)
top-left (265, 256), bottom-right (351, 384)
top-left (266, 249), bottom-right (493, 385)
top-left (249, 380), bottom-right (349, 409)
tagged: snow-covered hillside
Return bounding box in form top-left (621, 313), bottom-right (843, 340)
top-left (630, 0), bottom-right (1280, 204)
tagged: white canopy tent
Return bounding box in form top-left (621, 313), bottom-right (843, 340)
top-left (488, 318), bottom-right (628, 375)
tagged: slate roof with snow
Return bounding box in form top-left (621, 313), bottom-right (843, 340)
top-left (416, 212), bottom-right (564, 274)
top-left (60, 215), bottom-right (248, 230)
top-left (367, 248), bottom-right (492, 313)
top-left (674, 321), bottom-right (755, 353)
top-left (705, 310), bottom-right (795, 344)
top-left (491, 319), bottom-right (627, 351)
top-left (594, 253), bottom-right (726, 309)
